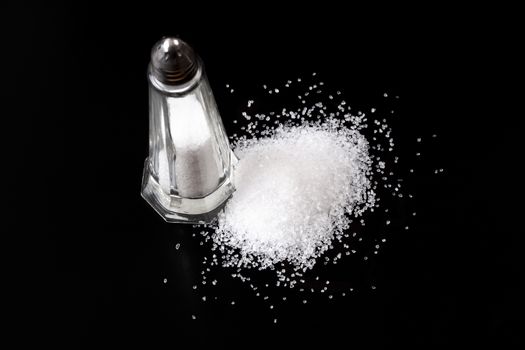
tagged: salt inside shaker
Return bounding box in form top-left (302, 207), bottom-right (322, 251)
top-left (141, 37), bottom-right (236, 223)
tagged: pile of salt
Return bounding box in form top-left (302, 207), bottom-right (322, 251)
top-left (210, 120), bottom-right (375, 271)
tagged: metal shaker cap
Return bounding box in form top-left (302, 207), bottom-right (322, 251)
top-left (150, 37), bottom-right (199, 86)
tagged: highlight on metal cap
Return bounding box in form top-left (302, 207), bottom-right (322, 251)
top-left (150, 37), bottom-right (199, 86)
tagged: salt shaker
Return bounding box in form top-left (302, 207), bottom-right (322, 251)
top-left (141, 37), bottom-right (236, 223)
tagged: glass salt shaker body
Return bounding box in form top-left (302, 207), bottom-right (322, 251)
top-left (141, 38), bottom-right (236, 223)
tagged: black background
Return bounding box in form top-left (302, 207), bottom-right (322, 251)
top-left (13, 3), bottom-right (523, 348)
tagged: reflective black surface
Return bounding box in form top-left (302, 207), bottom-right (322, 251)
top-left (19, 3), bottom-right (523, 348)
